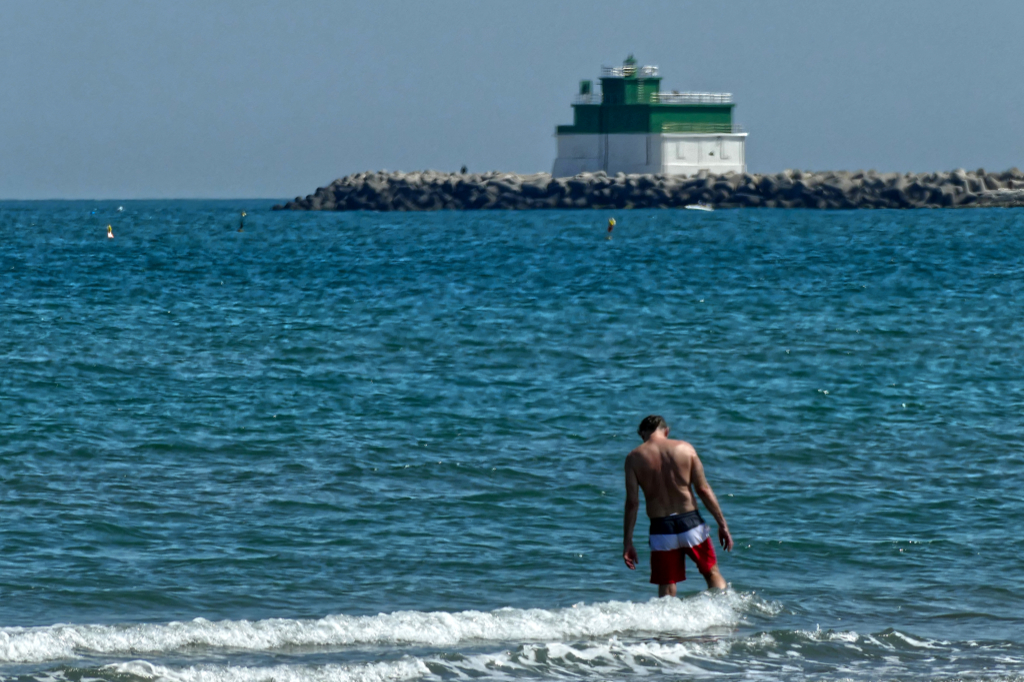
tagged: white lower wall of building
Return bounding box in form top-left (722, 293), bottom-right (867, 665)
top-left (551, 135), bottom-right (603, 177)
top-left (553, 133), bottom-right (747, 177)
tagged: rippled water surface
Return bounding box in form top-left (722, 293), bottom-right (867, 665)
top-left (1, 201), bottom-right (1022, 681)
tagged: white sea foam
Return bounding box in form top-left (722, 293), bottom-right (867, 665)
top-left (93, 656), bottom-right (1024, 682)
top-left (28, 626), bottom-right (1017, 682)
top-left (0, 592), bottom-right (765, 663)
top-left (108, 659), bottom-right (431, 682)
top-left (102, 637), bottom-right (733, 682)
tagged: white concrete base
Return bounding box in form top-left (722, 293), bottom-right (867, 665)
top-left (552, 133), bottom-right (747, 177)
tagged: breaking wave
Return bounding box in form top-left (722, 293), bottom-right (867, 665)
top-left (0, 592), bottom-right (770, 663)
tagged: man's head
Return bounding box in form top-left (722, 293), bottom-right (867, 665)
top-left (637, 415), bottom-right (669, 441)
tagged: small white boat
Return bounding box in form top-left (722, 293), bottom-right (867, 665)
top-left (685, 202), bottom-right (714, 212)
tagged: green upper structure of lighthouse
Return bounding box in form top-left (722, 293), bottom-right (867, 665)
top-left (552, 55), bottom-right (747, 177)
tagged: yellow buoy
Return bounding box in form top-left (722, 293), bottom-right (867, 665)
top-left (107, 225), bottom-right (113, 239)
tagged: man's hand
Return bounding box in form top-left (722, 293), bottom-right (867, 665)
top-left (623, 543), bottom-right (638, 570)
top-left (719, 527), bottom-right (734, 552)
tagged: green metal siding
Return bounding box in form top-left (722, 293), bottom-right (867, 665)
top-left (600, 79), bottom-right (623, 105)
top-left (650, 105), bottom-right (733, 133)
top-left (600, 77), bottom-right (662, 105)
top-left (557, 103), bottom-right (736, 134)
top-left (601, 105), bottom-right (650, 133)
top-left (573, 105), bottom-right (601, 131)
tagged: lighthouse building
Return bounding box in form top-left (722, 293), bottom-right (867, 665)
top-left (552, 56), bottom-right (747, 177)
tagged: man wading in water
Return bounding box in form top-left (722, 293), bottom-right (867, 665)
top-left (623, 415), bottom-right (734, 595)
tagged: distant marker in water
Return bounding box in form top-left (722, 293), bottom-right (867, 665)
top-left (117, 206), bottom-right (124, 212)
top-left (607, 217), bottom-right (616, 240)
top-left (238, 210), bottom-right (246, 232)
top-left (107, 225), bottom-right (114, 239)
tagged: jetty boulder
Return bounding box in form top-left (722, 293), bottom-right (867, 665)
top-left (272, 169), bottom-right (1024, 211)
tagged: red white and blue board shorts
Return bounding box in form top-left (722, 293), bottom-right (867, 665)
top-left (649, 510), bottom-right (718, 584)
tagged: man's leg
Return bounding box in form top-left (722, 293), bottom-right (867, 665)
top-left (687, 536), bottom-right (725, 590)
top-left (701, 565), bottom-right (727, 590)
top-left (651, 548), bottom-right (685, 595)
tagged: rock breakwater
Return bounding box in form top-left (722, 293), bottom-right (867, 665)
top-left (274, 168), bottom-right (1024, 211)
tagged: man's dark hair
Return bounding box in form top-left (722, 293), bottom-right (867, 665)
top-left (637, 415), bottom-right (668, 439)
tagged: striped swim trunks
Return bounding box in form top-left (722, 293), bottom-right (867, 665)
top-left (648, 510), bottom-right (717, 584)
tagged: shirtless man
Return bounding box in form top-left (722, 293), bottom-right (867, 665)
top-left (623, 415), bottom-right (734, 596)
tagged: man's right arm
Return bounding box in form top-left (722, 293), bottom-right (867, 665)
top-left (690, 452), bottom-right (734, 551)
top-left (623, 456), bottom-right (640, 570)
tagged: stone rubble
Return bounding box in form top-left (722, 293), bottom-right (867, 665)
top-left (273, 168), bottom-right (1024, 211)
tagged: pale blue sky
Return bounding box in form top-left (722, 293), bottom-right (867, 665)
top-left (2, 0), bottom-right (1022, 199)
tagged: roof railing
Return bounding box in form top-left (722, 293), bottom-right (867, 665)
top-left (654, 92), bottom-right (733, 104)
top-left (573, 91), bottom-right (734, 105)
top-left (601, 64), bottom-right (659, 77)
top-left (660, 122), bottom-right (745, 134)
top-left (574, 93), bottom-right (601, 105)
top-left (555, 122), bottom-right (745, 134)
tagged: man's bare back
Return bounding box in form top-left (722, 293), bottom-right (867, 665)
top-left (626, 437), bottom-right (702, 519)
top-left (623, 415), bottom-right (733, 595)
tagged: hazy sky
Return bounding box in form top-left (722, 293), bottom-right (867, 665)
top-left (2, 0), bottom-right (1023, 199)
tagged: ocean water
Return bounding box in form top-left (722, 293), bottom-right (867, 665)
top-left (1, 201), bottom-right (1023, 682)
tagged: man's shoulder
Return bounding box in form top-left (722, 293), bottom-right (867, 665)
top-left (667, 438), bottom-right (697, 457)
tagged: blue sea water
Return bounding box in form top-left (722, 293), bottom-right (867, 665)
top-left (1, 201), bottom-right (1023, 682)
